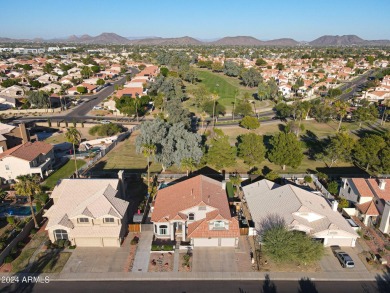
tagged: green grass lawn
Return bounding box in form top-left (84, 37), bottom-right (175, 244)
top-left (43, 133), bottom-right (67, 144)
top-left (30, 252), bottom-right (71, 273)
top-left (43, 159), bottom-right (86, 189)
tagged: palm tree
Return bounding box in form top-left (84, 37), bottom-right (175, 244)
top-left (229, 174), bottom-right (242, 197)
top-left (333, 100), bottom-right (348, 132)
top-left (181, 158), bottom-right (196, 176)
top-left (15, 175), bottom-right (42, 228)
top-left (65, 127), bottom-right (81, 178)
top-left (141, 143), bottom-right (156, 192)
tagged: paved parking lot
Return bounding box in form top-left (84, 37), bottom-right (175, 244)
top-left (192, 248), bottom-right (238, 272)
top-left (320, 246), bottom-right (368, 273)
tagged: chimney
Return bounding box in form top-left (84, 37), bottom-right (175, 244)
top-left (208, 195), bottom-right (210, 204)
top-left (379, 179), bottom-right (387, 190)
top-left (117, 170), bottom-right (126, 199)
top-left (332, 200), bottom-right (338, 212)
top-left (221, 180), bottom-right (226, 190)
top-left (19, 123), bottom-right (30, 143)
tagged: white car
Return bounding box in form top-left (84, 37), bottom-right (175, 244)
top-left (93, 106), bottom-right (103, 110)
top-left (100, 120), bottom-right (111, 124)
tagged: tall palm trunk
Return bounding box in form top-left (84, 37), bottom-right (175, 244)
top-left (337, 116), bottom-right (342, 132)
top-left (73, 143), bottom-right (78, 178)
top-left (147, 155), bottom-right (150, 191)
top-left (28, 195), bottom-right (38, 228)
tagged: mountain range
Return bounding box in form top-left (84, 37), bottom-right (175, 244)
top-left (0, 33), bottom-right (389, 46)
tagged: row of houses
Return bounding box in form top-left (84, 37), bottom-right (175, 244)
top-left (43, 174), bottom-right (360, 248)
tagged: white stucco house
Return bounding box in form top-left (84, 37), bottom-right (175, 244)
top-left (151, 175), bottom-right (240, 247)
top-left (44, 173), bottom-right (129, 247)
top-left (0, 141), bottom-right (54, 180)
top-left (243, 179), bottom-right (359, 247)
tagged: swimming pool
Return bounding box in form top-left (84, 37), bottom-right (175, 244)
top-left (0, 205), bottom-right (36, 217)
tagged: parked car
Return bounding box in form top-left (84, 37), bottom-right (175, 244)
top-left (93, 106), bottom-right (103, 110)
top-left (100, 120), bottom-right (111, 124)
top-left (334, 249), bottom-right (355, 268)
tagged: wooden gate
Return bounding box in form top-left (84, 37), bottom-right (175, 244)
top-left (128, 224), bottom-right (141, 232)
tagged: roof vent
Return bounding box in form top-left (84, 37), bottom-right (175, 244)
top-left (379, 179), bottom-right (387, 190)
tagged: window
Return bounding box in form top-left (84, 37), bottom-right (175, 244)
top-left (104, 218), bottom-right (114, 223)
top-left (188, 213), bottom-right (195, 221)
top-left (5, 165), bottom-right (9, 170)
top-left (348, 187), bottom-right (351, 194)
top-left (54, 229), bottom-right (68, 240)
top-left (159, 225), bottom-right (168, 235)
top-left (78, 217), bottom-right (89, 223)
top-left (213, 221), bottom-right (225, 229)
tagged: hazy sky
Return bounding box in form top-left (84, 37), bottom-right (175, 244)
top-left (1, 0), bottom-right (389, 40)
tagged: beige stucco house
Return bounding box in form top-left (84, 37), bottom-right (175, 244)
top-left (243, 179), bottom-right (359, 247)
top-left (0, 141), bottom-right (54, 181)
top-left (44, 175), bottom-right (129, 247)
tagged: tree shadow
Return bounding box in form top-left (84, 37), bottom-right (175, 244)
top-left (298, 277), bottom-right (318, 293)
top-left (262, 274), bottom-right (277, 293)
top-left (375, 266), bottom-right (390, 293)
top-left (300, 130), bottom-right (325, 160)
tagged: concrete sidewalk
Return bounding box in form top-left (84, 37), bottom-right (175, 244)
top-left (131, 231), bottom-right (154, 272)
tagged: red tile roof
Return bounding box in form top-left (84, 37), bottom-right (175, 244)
top-left (356, 200), bottom-right (379, 216)
top-left (351, 178), bottom-right (374, 198)
top-left (187, 217), bottom-right (240, 238)
top-left (367, 179), bottom-right (390, 201)
top-left (151, 175), bottom-right (231, 223)
top-left (0, 141), bottom-right (53, 161)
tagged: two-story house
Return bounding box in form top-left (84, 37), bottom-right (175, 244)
top-left (151, 175), bottom-right (240, 247)
top-left (44, 173), bottom-right (129, 247)
top-left (340, 178), bottom-right (390, 234)
top-left (0, 141), bottom-right (54, 181)
top-left (0, 122), bottom-right (30, 152)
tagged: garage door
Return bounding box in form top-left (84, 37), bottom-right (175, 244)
top-left (103, 238), bottom-right (119, 247)
top-left (193, 238), bottom-right (219, 247)
top-left (220, 238), bottom-right (236, 247)
top-left (325, 237), bottom-right (353, 247)
top-left (75, 237), bottom-right (103, 247)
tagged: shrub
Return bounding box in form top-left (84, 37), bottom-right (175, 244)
top-left (130, 236), bottom-right (139, 245)
top-left (35, 201), bottom-right (42, 213)
top-left (11, 247), bottom-right (18, 255)
top-left (4, 256), bottom-right (13, 263)
top-left (316, 172), bottom-right (328, 181)
top-left (385, 245), bottom-right (390, 251)
top-left (57, 239), bottom-right (65, 248)
top-left (30, 228), bottom-right (37, 235)
top-left (44, 240), bottom-right (52, 247)
top-left (327, 181), bottom-right (339, 195)
top-left (0, 241), bottom-right (6, 250)
top-left (183, 253), bottom-right (191, 267)
top-left (6, 216), bottom-right (15, 226)
top-left (64, 240), bottom-right (71, 248)
top-left (240, 116), bottom-right (260, 130)
top-left (363, 234), bottom-right (371, 240)
top-left (304, 175), bottom-right (312, 183)
top-left (68, 245), bottom-right (76, 249)
top-left (17, 241), bottom-right (25, 248)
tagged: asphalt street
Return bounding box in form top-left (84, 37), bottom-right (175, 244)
top-left (0, 280), bottom-right (386, 293)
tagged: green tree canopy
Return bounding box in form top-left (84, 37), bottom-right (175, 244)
top-left (240, 67), bottom-right (262, 87)
top-left (237, 133), bottom-right (265, 168)
top-left (240, 116), bottom-right (260, 130)
top-left (206, 130), bottom-right (236, 169)
top-left (321, 132), bottom-right (355, 167)
top-left (268, 132), bottom-right (304, 170)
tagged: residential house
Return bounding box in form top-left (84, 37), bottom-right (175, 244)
top-left (0, 122), bottom-right (30, 151)
top-left (243, 179), bottom-right (359, 247)
top-left (0, 141), bottom-right (54, 180)
top-left (44, 173), bottom-right (129, 247)
top-left (151, 175), bottom-right (240, 247)
top-left (339, 178), bottom-right (390, 234)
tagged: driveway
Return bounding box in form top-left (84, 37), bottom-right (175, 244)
top-left (192, 248), bottom-right (238, 272)
top-left (320, 245), bottom-right (368, 273)
top-left (61, 237), bottom-right (131, 274)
